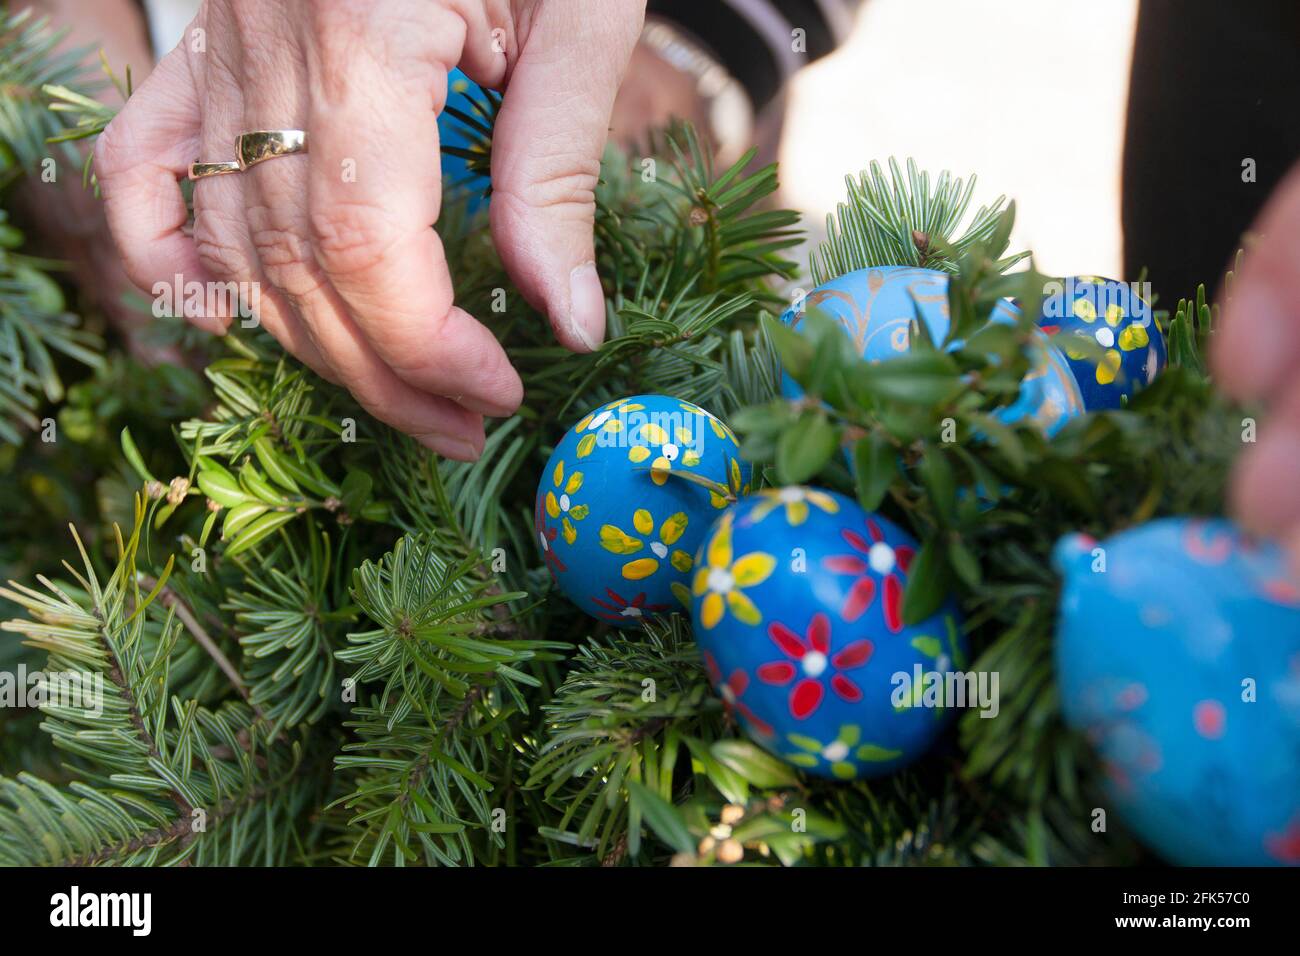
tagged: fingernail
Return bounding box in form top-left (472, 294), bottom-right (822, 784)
top-left (567, 261), bottom-right (605, 352)
top-left (1220, 283), bottom-right (1292, 400)
top-left (458, 393), bottom-right (517, 418)
top-left (416, 433), bottom-right (482, 461)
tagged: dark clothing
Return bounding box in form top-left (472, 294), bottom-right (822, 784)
top-left (1122, 0), bottom-right (1300, 300)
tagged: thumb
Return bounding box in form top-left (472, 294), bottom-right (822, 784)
top-left (489, 1), bottom-right (644, 352)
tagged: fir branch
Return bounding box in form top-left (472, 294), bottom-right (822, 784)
top-left (139, 572), bottom-right (248, 704)
top-left (0, 8), bottom-right (99, 174)
top-left (525, 619), bottom-right (718, 861)
top-left (0, 500), bottom-right (317, 865)
top-left (814, 157), bottom-right (1027, 282)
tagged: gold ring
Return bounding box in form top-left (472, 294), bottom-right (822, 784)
top-left (236, 129), bottom-right (308, 170)
top-left (188, 160), bottom-right (242, 181)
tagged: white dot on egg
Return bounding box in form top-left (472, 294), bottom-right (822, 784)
top-left (802, 651), bottom-right (828, 677)
top-left (708, 568), bottom-right (735, 593)
top-left (823, 741), bottom-right (849, 761)
top-left (868, 542), bottom-right (895, 574)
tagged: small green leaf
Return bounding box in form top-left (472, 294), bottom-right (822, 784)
top-left (919, 445), bottom-right (956, 522)
top-left (199, 508), bottom-right (218, 547)
top-left (902, 536), bottom-right (952, 626)
top-left (847, 352), bottom-right (963, 405)
top-left (222, 501), bottom-right (268, 539)
top-left (775, 410), bottom-right (838, 484)
top-left (197, 468), bottom-right (250, 509)
top-left (966, 413), bottom-right (1027, 474)
top-left (340, 470), bottom-right (373, 514)
top-left (710, 739), bottom-right (799, 788)
top-left (224, 510), bottom-right (297, 556)
top-left (239, 462), bottom-right (288, 505)
top-left (120, 427), bottom-right (157, 484)
top-left (853, 431), bottom-right (897, 512)
top-left (253, 437), bottom-right (300, 492)
top-left (947, 536), bottom-right (982, 587)
top-left (762, 313), bottom-right (814, 383)
top-left (626, 780), bottom-right (695, 856)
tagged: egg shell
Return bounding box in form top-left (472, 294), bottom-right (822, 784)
top-left (692, 486), bottom-right (967, 780)
top-left (780, 265), bottom-right (1084, 437)
top-left (439, 68), bottom-right (490, 214)
top-left (1054, 518), bottom-right (1300, 865)
top-left (1038, 275), bottom-right (1167, 410)
top-left (536, 395), bottom-right (751, 628)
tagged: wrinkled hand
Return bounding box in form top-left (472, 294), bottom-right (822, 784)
top-left (1211, 161), bottom-right (1300, 575)
top-left (19, 0), bottom-right (164, 359)
top-left (96, 0), bottom-right (645, 459)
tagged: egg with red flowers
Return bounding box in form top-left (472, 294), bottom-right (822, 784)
top-left (692, 486), bottom-right (967, 780)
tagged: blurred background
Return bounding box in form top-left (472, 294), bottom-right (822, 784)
top-left (781, 0), bottom-right (1138, 278)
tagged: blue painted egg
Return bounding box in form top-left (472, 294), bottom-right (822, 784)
top-left (1038, 276), bottom-right (1166, 409)
top-left (1055, 519), bottom-right (1300, 865)
top-left (692, 487), bottom-right (967, 779)
top-left (781, 266), bottom-right (1084, 437)
top-left (439, 68), bottom-right (491, 214)
top-left (994, 330), bottom-right (1088, 437)
top-left (536, 395), bottom-right (750, 627)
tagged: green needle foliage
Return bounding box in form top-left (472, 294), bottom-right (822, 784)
top-left (0, 28), bottom-right (1242, 866)
top-left (813, 156), bottom-right (1028, 283)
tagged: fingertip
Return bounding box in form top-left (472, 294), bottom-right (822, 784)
top-left (562, 261), bottom-right (606, 353)
top-left (1285, 525), bottom-right (1300, 586)
top-left (457, 370), bottom-right (524, 418)
top-left (415, 431), bottom-right (485, 462)
top-left (1213, 281), bottom-right (1293, 401)
top-left (1230, 428), bottom-right (1300, 536)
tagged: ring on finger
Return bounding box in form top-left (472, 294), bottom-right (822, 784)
top-left (236, 129), bottom-right (308, 171)
top-left (188, 160), bottom-right (242, 181)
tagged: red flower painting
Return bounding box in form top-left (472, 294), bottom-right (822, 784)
top-left (757, 612), bottom-right (874, 719)
top-left (822, 518), bottom-right (914, 630)
top-left (703, 652), bottom-right (773, 738)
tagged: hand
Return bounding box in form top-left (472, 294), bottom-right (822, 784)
top-left (1210, 160), bottom-right (1300, 575)
top-left (95, 0), bottom-right (645, 459)
top-left (609, 40), bottom-right (710, 155)
top-left (16, 0), bottom-right (165, 359)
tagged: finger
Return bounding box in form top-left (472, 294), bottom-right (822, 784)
top-left (284, 292), bottom-right (488, 460)
top-left (301, 0), bottom-right (523, 418)
top-left (447, 0), bottom-right (510, 87)
top-left (197, 202), bottom-right (340, 383)
top-left (94, 38), bottom-right (225, 333)
top-left (228, 0), bottom-right (493, 448)
top-left (489, 0), bottom-right (643, 352)
top-left (1286, 526), bottom-right (1300, 584)
top-left (188, 1), bottom-right (335, 379)
top-left (1211, 161), bottom-right (1300, 403)
top-left (1231, 375), bottom-right (1300, 541)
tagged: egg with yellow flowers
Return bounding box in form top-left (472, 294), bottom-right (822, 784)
top-left (535, 394), bottom-right (751, 627)
top-left (1038, 276), bottom-right (1166, 409)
